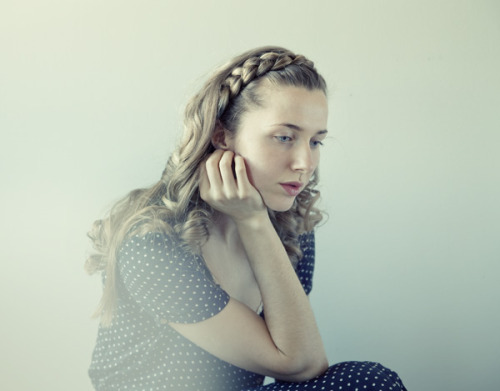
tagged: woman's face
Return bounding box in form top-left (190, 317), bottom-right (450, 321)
top-left (225, 84), bottom-right (328, 212)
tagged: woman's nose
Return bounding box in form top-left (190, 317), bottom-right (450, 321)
top-left (291, 143), bottom-right (315, 173)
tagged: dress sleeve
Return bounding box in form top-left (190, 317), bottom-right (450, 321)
top-left (117, 232), bottom-right (230, 324)
top-left (295, 231), bottom-right (316, 295)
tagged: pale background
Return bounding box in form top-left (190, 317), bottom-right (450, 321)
top-left (1, 1), bottom-right (499, 390)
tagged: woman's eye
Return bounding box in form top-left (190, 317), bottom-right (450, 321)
top-left (311, 140), bottom-right (324, 148)
top-left (275, 135), bottom-right (293, 143)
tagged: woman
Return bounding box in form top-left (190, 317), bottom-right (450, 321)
top-left (86, 46), bottom-right (407, 390)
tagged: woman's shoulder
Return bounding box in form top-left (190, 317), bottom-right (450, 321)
top-left (116, 219), bottom-right (191, 263)
top-left (118, 226), bottom-right (184, 259)
top-left (114, 224), bottom-right (228, 324)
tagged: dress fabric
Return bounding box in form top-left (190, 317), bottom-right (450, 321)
top-left (245, 361), bottom-right (407, 391)
top-left (88, 231), bottom-right (406, 391)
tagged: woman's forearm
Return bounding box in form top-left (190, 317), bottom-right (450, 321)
top-left (235, 213), bottom-right (328, 376)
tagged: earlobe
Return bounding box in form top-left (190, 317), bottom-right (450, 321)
top-left (211, 122), bottom-right (231, 150)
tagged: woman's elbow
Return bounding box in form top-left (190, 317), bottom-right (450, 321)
top-left (296, 356), bottom-right (329, 382)
top-left (277, 354), bottom-right (329, 382)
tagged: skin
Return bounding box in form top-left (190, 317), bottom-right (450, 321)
top-left (168, 85), bottom-right (329, 382)
top-left (220, 84), bottom-right (328, 212)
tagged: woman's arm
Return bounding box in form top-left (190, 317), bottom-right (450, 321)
top-left (169, 150), bottom-right (328, 381)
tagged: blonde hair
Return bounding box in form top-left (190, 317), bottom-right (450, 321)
top-left (86, 46), bottom-right (327, 326)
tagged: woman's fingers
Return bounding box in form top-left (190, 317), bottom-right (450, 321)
top-left (218, 151), bottom-right (238, 197)
top-left (234, 155), bottom-right (252, 196)
top-left (200, 150), bottom-right (264, 219)
top-left (204, 149), bottom-right (224, 189)
top-left (201, 150), bottom-right (237, 202)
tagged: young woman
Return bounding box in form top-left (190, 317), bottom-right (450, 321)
top-left (86, 46), bottom-right (407, 391)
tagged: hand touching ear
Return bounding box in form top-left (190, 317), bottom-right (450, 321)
top-left (199, 150), bottom-right (266, 222)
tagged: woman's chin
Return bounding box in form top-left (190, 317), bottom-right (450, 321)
top-left (264, 197), bottom-right (295, 212)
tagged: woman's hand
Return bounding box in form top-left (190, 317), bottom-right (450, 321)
top-left (199, 149), bottom-right (266, 221)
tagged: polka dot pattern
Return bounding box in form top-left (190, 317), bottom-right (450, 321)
top-left (119, 233), bottom-right (231, 324)
top-left (249, 361), bottom-right (407, 391)
top-left (88, 232), bottom-right (406, 390)
top-left (89, 232), bottom-right (316, 390)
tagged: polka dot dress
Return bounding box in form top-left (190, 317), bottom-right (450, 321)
top-left (88, 232), bottom-right (406, 390)
top-left (247, 361), bottom-right (407, 391)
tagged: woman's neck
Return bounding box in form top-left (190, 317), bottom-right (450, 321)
top-left (209, 212), bottom-right (242, 249)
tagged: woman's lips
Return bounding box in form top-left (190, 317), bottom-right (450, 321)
top-left (280, 182), bottom-right (303, 196)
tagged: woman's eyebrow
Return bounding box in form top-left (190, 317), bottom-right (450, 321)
top-left (272, 123), bottom-right (328, 134)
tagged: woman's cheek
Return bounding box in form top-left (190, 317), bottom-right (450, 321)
top-left (238, 154), bottom-right (257, 186)
top-left (242, 157), bottom-right (269, 189)
top-left (237, 146), bottom-right (277, 188)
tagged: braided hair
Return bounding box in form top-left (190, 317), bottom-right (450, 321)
top-left (86, 46), bottom-right (327, 325)
top-left (217, 51), bottom-right (316, 117)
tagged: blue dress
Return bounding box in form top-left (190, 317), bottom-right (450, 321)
top-left (88, 231), bottom-right (406, 390)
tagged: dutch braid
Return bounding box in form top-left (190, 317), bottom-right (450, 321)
top-left (217, 52), bottom-right (314, 118)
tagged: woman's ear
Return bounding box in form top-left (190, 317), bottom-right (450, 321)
top-left (211, 121), bottom-right (231, 150)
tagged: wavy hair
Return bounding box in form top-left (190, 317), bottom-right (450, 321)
top-left (86, 46), bottom-right (327, 326)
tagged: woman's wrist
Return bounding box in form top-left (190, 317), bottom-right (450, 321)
top-left (233, 211), bottom-right (271, 231)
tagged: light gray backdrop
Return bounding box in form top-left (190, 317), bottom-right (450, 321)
top-left (1, 1), bottom-right (499, 390)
